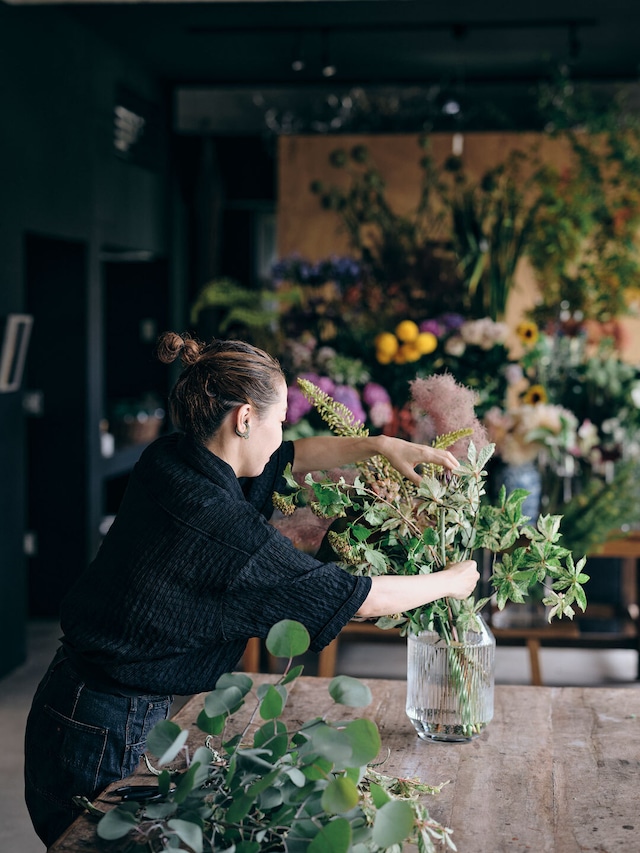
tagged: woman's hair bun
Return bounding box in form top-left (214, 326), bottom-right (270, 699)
top-left (156, 331), bottom-right (202, 366)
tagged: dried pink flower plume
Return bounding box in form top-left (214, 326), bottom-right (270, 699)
top-left (409, 373), bottom-right (489, 459)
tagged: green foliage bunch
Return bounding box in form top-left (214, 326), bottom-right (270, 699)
top-left (310, 141), bottom-right (461, 317)
top-left (529, 73), bottom-right (640, 323)
top-left (276, 381), bottom-right (589, 641)
top-left (91, 620), bottom-right (453, 853)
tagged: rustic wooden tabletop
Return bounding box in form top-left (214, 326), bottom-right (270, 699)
top-left (50, 675), bottom-right (640, 853)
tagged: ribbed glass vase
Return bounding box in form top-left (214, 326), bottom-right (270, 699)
top-left (406, 615), bottom-right (496, 742)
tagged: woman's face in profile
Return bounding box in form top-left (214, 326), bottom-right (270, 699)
top-left (243, 379), bottom-right (288, 477)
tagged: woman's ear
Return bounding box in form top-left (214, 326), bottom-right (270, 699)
top-left (234, 403), bottom-right (252, 436)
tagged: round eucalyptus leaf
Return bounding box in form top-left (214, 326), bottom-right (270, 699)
top-left (142, 802), bottom-right (177, 819)
top-left (328, 676), bottom-right (372, 708)
top-left (282, 663), bottom-right (305, 684)
top-left (215, 672), bottom-right (253, 696)
top-left (303, 722), bottom-right (351, 766)
top-left (235, 841), bottom-right (261, 853)
top-left (190, 746), bottom-right (215, 787)
top-left (371, 799), bottom-right (415, 847)
top-left (196, 708), bottom-right (225, 736)
top-left (321, 776), bottom-right (359, 814)
top-left (254, 719), bottom-right (289, 760)
top-left (204, 685), bottom-right (244, 718)
top-left (259, 683), bottom-right (286, 720)
top-left (167, 818), bottom-right (204, 853)
top-left (146, 720), bottom-right (189, 765)
top-left (342, 719), bottom-right (381, 766)
top-left (96, 806), bottom-right (138, 840)
top-left (266, 619), bottom-right (310, 658)
top-left (307, 817), bottom-right (352, 853)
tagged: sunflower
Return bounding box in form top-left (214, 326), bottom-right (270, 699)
top-left (516, 321), bottom-right (539, 346)
top-left (522, 384), bottom-right (548, 405)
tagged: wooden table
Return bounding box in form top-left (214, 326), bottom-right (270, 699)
top-left (50, 675), bottom-right (640, 853)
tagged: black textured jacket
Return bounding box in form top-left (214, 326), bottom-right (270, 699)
top-left (60, 434), bottom-right (371, 695)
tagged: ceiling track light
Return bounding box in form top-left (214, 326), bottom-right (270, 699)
top-left (321, 30), bottom-right (337, 78)
top-left (291, 31), bottom-right (305, 72)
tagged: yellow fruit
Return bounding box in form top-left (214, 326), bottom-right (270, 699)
top-left (374, 332), bottom-right (399, 358)
top-left (395, 319), bottom-right (419, 343)
top-left (416, 331), bottom-right (438, 355)
top-left (376, 350), bottom-right (394, 365)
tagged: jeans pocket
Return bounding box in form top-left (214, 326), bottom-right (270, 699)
top-left (126, 696), bottom-right (173, 776)
top-left (29, 703), bottom-right (109, 808)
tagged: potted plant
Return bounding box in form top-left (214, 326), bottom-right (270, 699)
top-left (274, 376), bottom-right (589, 741)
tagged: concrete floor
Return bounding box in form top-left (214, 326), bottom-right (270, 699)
top-left (2, 621), bottom-right (638, 853)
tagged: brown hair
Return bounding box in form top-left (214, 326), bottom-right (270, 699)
top-left (156, 332), bottom-right (285, 443)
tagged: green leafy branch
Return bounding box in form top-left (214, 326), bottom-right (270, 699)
top-left (89, 621), bottom-right (454, 853)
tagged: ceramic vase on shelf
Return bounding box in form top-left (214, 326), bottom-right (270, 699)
top-left (406, 614), bottom-right (496, 742)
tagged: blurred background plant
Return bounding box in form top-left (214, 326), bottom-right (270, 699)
top-left (310, 140), bottom-right (462, 317)
top-left (526, 70), bottom-right (640, 325)
top-left (512, 322), bottom-right (640, 554)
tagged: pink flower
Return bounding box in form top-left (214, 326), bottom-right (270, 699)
top-left (362, 382), bottom-right (391, 407)
top-left (409, 373), bottom-right (489, 459)
top-left (286, 385), bottom-right (313, 425)
top-left (369, 401), bottom-right (394, 428)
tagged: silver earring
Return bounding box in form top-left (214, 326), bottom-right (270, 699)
top-left (235, 424), bottom-right (250, 439)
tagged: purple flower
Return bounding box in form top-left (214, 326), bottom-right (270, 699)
top-left (419, 319), bottom-right (445, 337)
top-left (286, 385), bottom-right (313, 425)
top-left (333, 385), bottom-right (366, 425)
top-left (362, 382), bottom-right (391, 407)
top-left (301, 372), bottom-right (336, 397)
top-left (439, 312), bottom-right (466, 332)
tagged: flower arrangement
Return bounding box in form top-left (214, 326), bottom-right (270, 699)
top-left (274, 376), bottom-right (587, 738)
top-left (87, 620), bottom-right (455, 852)
top-left (271, 253), bottom-right (384, 347)
top-left (483, 403), bottom-right (579, 467)
top-left (276, 376), bottom-right (587, 634)
top-left (281, 335), bottom-right (394, 439)
top-left (370, 313), bottom-right (516, 420)
top-left (504, 322), bottom-right (640, 554)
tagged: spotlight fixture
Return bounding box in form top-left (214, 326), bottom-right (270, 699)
top-left (321, 30), bottom-right (337, 78)
top-left (291, 31), bottom-right (305, 72)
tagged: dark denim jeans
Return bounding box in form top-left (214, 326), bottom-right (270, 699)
top-left (24, 648), bottom-right (172, 848)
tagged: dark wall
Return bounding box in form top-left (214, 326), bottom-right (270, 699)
top-left (0, 4), bottom-right (171, 676)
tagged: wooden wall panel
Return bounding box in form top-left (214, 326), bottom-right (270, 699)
top-left (276, 132), bottom-right (640, 361)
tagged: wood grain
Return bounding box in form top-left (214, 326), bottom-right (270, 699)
top-left (50, 677), bottom-right (640, 852)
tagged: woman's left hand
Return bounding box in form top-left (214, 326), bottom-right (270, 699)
top-left (378, 435), bottom-right (459, 485)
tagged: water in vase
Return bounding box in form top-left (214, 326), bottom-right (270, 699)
top-left (406, 619), bottom-right (495, 742)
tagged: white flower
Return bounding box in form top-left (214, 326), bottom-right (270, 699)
top-left (444, 335), bottom-right (466, 357)
top-left (505, 363), bottom-right (524, 385)
top-left (630, 383), bottom-right (640, 408)
top-left (460, 318), bottom-right (509, 349)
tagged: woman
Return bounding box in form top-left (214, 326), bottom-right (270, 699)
top-left (24, 332), bottom-right (478, 847)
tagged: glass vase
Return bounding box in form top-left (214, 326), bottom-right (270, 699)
top-left (406, 615), bottom-right (496, 742)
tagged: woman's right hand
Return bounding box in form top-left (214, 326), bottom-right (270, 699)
top-left (445, 560), bottom-right (480, 599)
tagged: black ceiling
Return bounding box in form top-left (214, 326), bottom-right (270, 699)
top-left (17, 1), bottom-right (640, 131)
